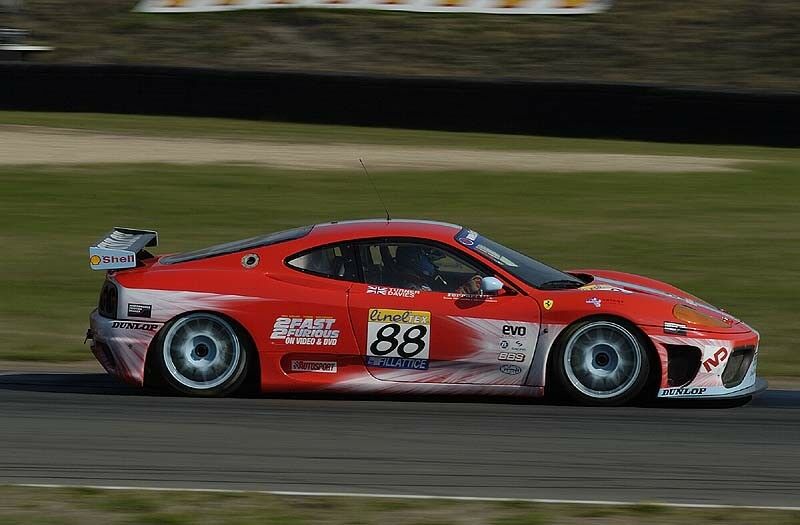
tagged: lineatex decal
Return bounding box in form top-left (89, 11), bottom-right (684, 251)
top-left (290, 360), bottom-right (338, 373)
top-left (366, 309), bottom-right (430, 370)
top-left (271, 316), bottom-right (340, 346)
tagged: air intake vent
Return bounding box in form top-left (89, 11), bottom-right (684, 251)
top-left (722, 346), bottom-right (755, 388)
top-left (665, 345), bottom-right (702, 387)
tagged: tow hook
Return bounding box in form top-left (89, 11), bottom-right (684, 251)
top-left (84, 329), bottom-right (94, 344)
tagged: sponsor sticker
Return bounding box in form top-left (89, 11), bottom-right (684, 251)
top-left (502, 324), bottom-right (527, 337)
top-left (366, 308), bottom-right (430, 370)
top-left (270, 316), bottom-right (340, 346)
top-left (366, 356), bottom-right (430, 370)
top-left (90, 253), bottom-right (135, 267)
top-left (127, 303), bottom-right (152, 318)
top-left (702, 348), bottom-right (729, 372)
top-left (290, 360), bottom-right (337, 373)
top-left (457, 229), bottom-right (478, 246)
top-left (500, 364), bottom-right (522, 375)
top-left (579, 284), bottom-right (633, 294)
top-left (498, 352), bottom-right (525, 362)
top-left (586, 297), bottom-right (602, 308)
top-left (367, 286), bottom-right (420, 298)
top-left (444, 292), bottom-right (496, 303)
top-left (663, 321), bottom-right (687, 335)
top-left (660, 387), bottom-right (708, 397)
top-left (111, 321), bottom-right (159, 331)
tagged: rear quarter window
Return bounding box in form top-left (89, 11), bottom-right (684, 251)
top-left (287, 244), bottom-right (358, 281)
top-left (160, 226), bottom-right (312, 264)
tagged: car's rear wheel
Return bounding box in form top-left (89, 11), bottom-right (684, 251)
top-left (554, 319), bottom-right (650, 406)
top-left (157, 312), bottom-right (249, 396)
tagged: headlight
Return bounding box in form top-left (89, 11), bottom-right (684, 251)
top-left (672, 304), bottom-right (731, 328)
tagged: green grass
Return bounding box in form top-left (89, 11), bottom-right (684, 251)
top-left (1, 486), bottom-right (800, 525)
top-left (0, 112), bottom-right (798, 378)
top-left (5, 0), bottom-right (800, 91)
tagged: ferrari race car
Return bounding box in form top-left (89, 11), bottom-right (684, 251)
top-left (86, 220), bottom-right (765, 405)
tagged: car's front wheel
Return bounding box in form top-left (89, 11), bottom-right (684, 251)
top-left (553, 318), bottom-right (650, 406)
top-left (156, 312), bottom-right (249, 396)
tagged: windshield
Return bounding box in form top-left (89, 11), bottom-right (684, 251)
top-left (455, 228), bottom-right (584, 289)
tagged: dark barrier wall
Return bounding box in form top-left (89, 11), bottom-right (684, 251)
top-left (2, 63), bottom-right (798, 146)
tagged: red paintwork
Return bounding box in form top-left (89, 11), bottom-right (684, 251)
top-left (90, 219), bottom-right (760, 399)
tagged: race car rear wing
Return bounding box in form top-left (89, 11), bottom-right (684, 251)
top-left (89, 227), bottom-right (158, 271)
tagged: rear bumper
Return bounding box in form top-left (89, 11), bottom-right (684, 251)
top-left (88, 309), bottom-right (162, 387)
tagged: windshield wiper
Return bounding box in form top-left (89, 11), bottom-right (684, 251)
top-left (538, 279), bottom-right (583, 290)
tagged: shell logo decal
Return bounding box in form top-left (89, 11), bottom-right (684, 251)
top-left (90, 254), bottom-right (102, 265)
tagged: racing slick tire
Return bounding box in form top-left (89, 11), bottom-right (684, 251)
top-left (155, 312), bottom-right (250, 397)
top-left (553, 318), bottom-right (650, 406)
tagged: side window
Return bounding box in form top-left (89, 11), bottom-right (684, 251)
top-left (287, 244), bottom-right (358, 281)
top-left (357, 241), bottom-right (485, 293)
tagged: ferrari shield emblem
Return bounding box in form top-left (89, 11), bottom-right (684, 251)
top-left (543, 299), bottom-right (554, 310)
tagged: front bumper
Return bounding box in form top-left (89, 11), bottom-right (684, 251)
top-left (658, 377), bottom-right (768, 400)
top-left (88, 309), bottom-right (163, 386)
top-left (650, 328), bottom-right (765, 400)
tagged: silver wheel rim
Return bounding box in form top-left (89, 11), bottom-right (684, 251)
top-left (563, 321), bottom-right (642, 399)
top-left (162, 313), bottom-right (241, 390)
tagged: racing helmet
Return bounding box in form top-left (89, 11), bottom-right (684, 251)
top-left (395, 245), bottom-right (436, 278)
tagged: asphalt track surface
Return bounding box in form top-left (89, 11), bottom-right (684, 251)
top-left (1, 371), bottom-right (798, 507)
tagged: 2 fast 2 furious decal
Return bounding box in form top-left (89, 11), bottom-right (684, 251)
top-left (271, 316), bottom-right (340, 346)
top-left (366, 309), bottom-right (431, 370)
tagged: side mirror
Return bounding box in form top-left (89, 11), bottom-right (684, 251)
top-left (480, 276), bottom-right (504, 294)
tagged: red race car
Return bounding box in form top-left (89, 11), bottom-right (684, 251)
top-left (86, 220), bottom-right (765, 405)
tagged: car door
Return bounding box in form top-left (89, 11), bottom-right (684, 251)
top-left (347, 239), bottom-right (542, 385)
top-left (270, 243), bottom-right (359, 379)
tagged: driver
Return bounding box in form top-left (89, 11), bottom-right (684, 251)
top-left (393, 245), bottom-right (483, 294)
top-left (393, 245), bottom-right (436, 291)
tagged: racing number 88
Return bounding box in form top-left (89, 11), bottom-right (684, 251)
top-left (370, 323), bottom-right (427, 358)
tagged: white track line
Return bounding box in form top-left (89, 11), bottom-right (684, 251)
top-left (8, 483), bottom-right (800, 512)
